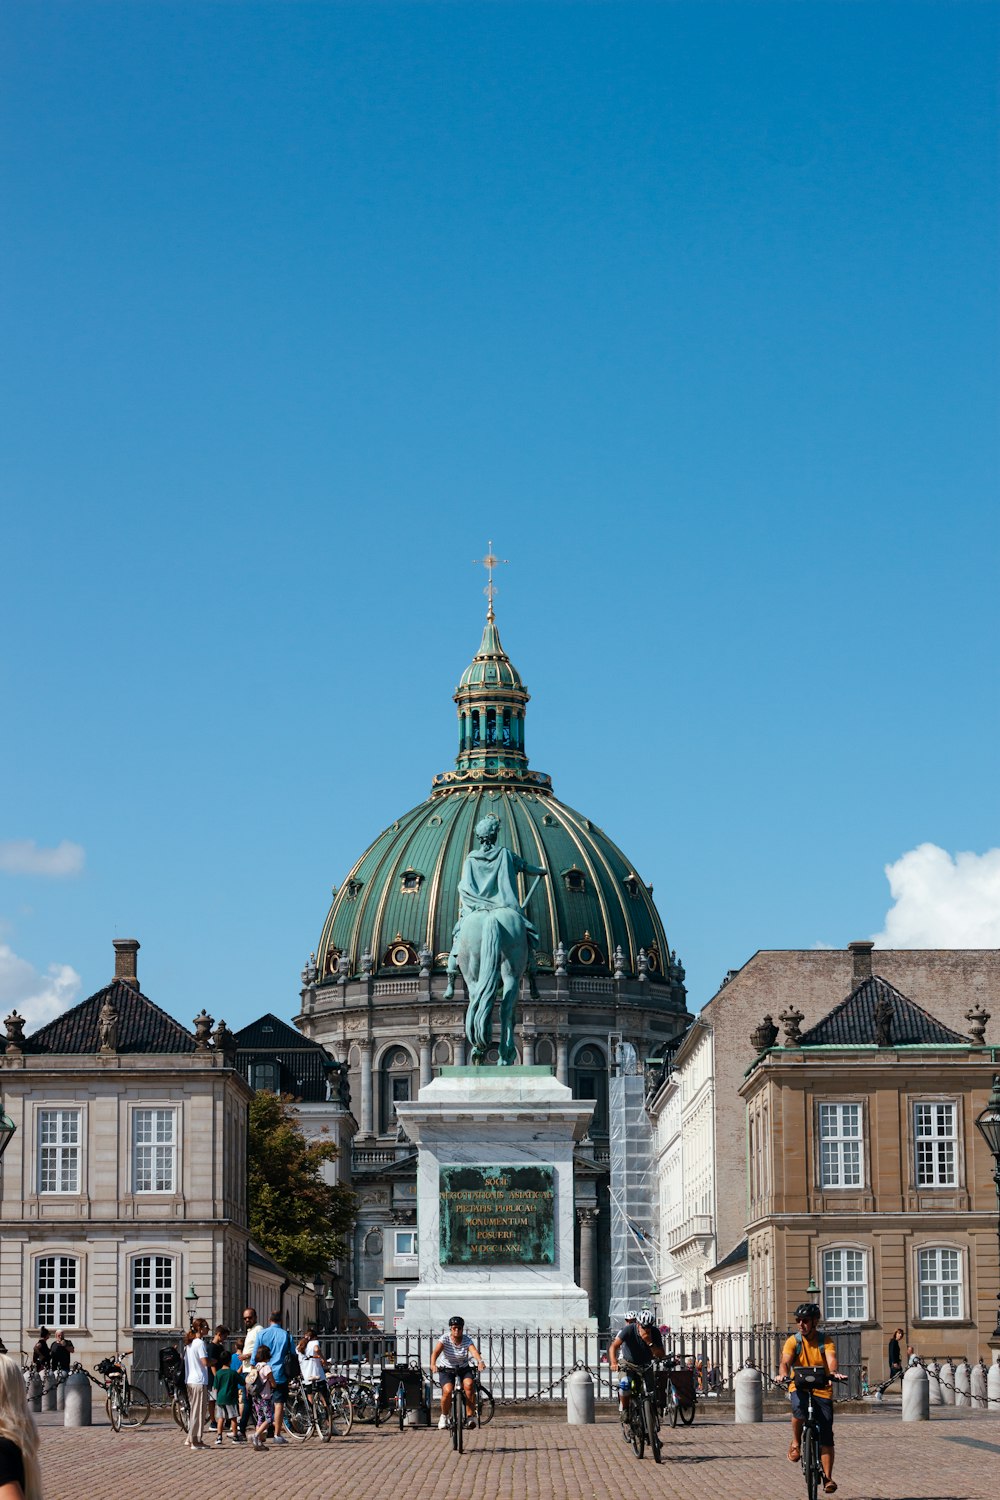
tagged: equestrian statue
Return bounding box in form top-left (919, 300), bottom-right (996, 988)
top-left (442, 813), bottom-right (547, 1064)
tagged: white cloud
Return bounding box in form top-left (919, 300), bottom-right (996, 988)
top-left (873, 843), bottom-right (1000, 948)
top-left (0, 840), bottom-right (85, 878)
top-left (0, 944), bottom-right (81, 1031)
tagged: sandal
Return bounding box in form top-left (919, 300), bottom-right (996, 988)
top-left (823, 1483), bottom-right (837, 1494)
top-left (788, 1443), bottom-right (801, 1463)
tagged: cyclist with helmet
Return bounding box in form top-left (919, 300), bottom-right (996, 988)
top-left (431, 1316), bottom-right (486, 1431)
top-left (609, 1311), bottom-right (665, 1420)
top-left (778, 1302), bottom-right (845, 1494)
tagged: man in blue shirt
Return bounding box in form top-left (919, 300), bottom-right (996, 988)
top-left (251, 1310), bottom-right (296, 1443)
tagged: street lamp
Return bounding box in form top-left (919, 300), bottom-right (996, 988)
top-left (974, 1074), bottom-right (1000, 1341)
top-left (185, 1283), bottom-right (199, 1328)
top-left (324, 1285), bottom-right (337, 1333)
top-left (0, 1110), bottom-right (16, 1161)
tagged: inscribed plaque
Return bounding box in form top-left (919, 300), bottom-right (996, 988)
top-left (439, 1164), bottom-right (555, 1265)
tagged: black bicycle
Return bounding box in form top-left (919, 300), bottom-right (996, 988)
top-left (660, 1359), bottom-right (696, 1427)
top-left (76, 1356), bottom-right (151, 1432)
top-left (618, 1359), bottom-right (662, 1463)
top-left (780, 1369), bottom-right (842, 1500)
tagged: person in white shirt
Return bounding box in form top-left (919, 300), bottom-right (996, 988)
top-left (183, 1318), bottom-right (211, 1449)
top-left (239, 1307), bottom-right (264, 1437)
top-left (297, 1326), bottom-right (327, 1386)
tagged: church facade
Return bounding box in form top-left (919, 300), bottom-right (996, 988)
top-left (295, 606), bottom-right (691, 1327)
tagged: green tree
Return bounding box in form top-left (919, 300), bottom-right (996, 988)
top-left (247, 1091), bottom-right (356, 1279)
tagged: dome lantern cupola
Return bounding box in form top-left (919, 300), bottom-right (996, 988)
top-left (453, 610), bottom-right (530, 777)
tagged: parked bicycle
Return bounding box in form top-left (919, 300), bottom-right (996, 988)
top-left (618, 1358), bottom-right (662, 1463)
top-left (660, 1357), bottom-right (696, 1427)
top-left (285, 1375), bottom-right (353, 1441)
top-left (344, 1360), bottom-right (380, 1425)
top-left (75, 1356), bottom-right (150, 1432)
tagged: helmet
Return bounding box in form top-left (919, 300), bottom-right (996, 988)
top-left (794, 1303), bottom-right (821, 1322)
top-left (624, 1310), bottom-right (637, 1321)
top-left (637, 1311), bottom-right (657, 1327)
top-left (448, 1315), bottom-right (465, 1328)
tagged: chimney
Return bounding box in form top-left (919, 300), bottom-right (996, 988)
top-left (849, 939), bottom-right (874, 985)
top-left (113, 938), bottom-right (140, 990)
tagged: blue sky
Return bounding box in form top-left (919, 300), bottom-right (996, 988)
top-left (2, 2), bottom-right (997, 1034)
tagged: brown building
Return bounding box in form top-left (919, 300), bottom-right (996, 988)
top-left (740, 968), bottom-right (1000, 1373)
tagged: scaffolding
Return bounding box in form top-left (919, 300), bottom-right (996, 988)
top-left (607, 1037), bottom-right (658, 1327)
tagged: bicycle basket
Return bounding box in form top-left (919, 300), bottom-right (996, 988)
top-left (794, 1368), bottom-right (830, 1390)
top-left (96, 1358), bottom-right (122, 1377)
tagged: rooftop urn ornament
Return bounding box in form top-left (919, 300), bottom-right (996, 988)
top-left (360, 951), bottom-right (374, 977)
top-left (3, 1012), bottom-right (25, 1054)
top-left (192, 1010), bottom-right (213, 1050)
top-left (613, 945), bottom-right (626, 980)
top-left (637, 948), bottom-right (649, 982)
top-left (418, 944), bottom-right (432, 978)
top-left (336, 952), bottom-right (351, 985)
top-left (750, 1015), bottom-right (779, 1053)
top-left (98, 997), bottom-right (119, 1053)
top-left (301, 952), bottom-right (318, 988)
top-left (967, 1004), bottom-right (990, 1045)
top-left (554, 940), bottom-right (568, 977)
top-left (212, 1019), bottom-right (236, 1064)
top-left (874, 991), bottom-right (893, 1047)
top-left (779, 1006), bottom-right (804, 1045)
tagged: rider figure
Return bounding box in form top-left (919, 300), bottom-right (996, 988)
top-left (609, 1311), bottom-right (665, 1416)
top-left (778, 1301), bottom-right (844, 1494)
top-left (432, 1316), bottom-right (486, 1431)
top-left (443, 814), bottom-right (547, 1001)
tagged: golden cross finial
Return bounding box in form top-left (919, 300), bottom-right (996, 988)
top-left (473, 541), bottom-right (508, 621)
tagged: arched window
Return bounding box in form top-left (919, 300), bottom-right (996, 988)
top-left (35, 1255), bottom-right (79, 1328)
top-left (571, 1044), bottom-right (608, 1134)
top-left (502, 709), bottom-right (511, 746)
top-left (821, 1246), bottom-right (868, 1321)
top-left (131, 1254), bottom-right (176, 1329)
top-left (486, 708), bottom-right (497, 745)
top-left (471, 711), bottom-right (480, 746)
top-left (380, 1047), bottom-right (414, 1134)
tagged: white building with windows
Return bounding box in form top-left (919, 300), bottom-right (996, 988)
top-left (0, 940), bottom-right (253, 1365)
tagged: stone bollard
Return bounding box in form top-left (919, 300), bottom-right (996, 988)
top-left (939, 1361), bottom-right (955, 1405)
top-left (926, 1361), bottom-right (942, 1406)
top-left (902, 1363), bottom-right (929, 1422)
top-left (954, 1362), bottom-right (971, 1407)
top-left (987, 1358), bottom-right (1000, 1414)
top-left (734, 1365), bottom-right (763, 1423)
top-left (971, 1362), bottom-right (988, 1409)
top-left (56, 1374), bottom-right (67, 1412)
top-left (63, 1371), bottom-right (92, 1427)
top-left (566, 1367), bottom-right (595, 1425)
top-left (26, 1372), bottom-right (42, 1413)
top-left (43, 1372), bottom-right (58, 1411)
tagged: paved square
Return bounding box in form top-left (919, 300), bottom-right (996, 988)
top-left (36, 1409), bottom-right (1000, 1500)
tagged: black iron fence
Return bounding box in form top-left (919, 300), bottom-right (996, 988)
top-left (318, 1325), bottom-right (863, 1403)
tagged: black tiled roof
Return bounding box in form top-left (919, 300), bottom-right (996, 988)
top-left (23, 980), bottom-right (197, 1055)
top-left (799, 975), bottom-right (966, 1048)
top-left (235, 1012), bottom-right (335, 1102)
top-left (709, 1238), bottom-right (748, 1275)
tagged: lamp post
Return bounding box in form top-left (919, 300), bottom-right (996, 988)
top-left (0, 1107), bottom-right (16, 1354)
top-left (324, 1285), bottom-right (337, 1334)
top-left (185, 1283), bottom-right (199, 1329)
top-left (974, 1074), bottom-right (1000, 1342)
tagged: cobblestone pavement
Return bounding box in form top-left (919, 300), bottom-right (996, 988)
top-left (36, 1408), bottom-right (1000, 1500)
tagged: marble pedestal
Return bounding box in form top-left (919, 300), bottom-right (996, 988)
top-left (395, 1067), bottom-right (597, 1334)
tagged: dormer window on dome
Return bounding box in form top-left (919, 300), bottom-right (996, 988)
top-left (399, 869), bottom-right (424, 895)
top-left (384, 936), bottom-right (419, 968)
top-left (624, 875), bottom-right (641, 899)
top-left (562, 867), bottom-right (587, 895)
top-left (345, 880), bottom-right (363, 900)
top-left (571, 934), bottom-right (604, 967)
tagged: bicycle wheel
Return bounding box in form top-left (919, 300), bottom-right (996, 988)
top-left (121, 1387), bottom-right (151, 1427)
top-left (397, 1392), bottom-right (406, 1432)
top-left (629, 1404), bottom-right (645, 1460)
top-left (352, 1385), bottom-right (377, 1423)
top-left (328, 1390), bottom-right (353, 1438)
top-left (677, 1397), bottom-right (696, 1426)
top-left (477, 1386), bottom-right (495, 1425)
top-left (667, 1388), bottom-right (679, 1428)
top-left (284, 1388), bottom-right (311, 1441)
top-left (802, 1427), bottom-right (820, 1500)
top-left (313, 1388), bottom-right (333, 1442)
top-left (106, 1391), bottom-right (122, 1433)
top-left (172, 1394), bottom-right (190, 1432)
top-left (644, 1396), bottom-right (662, 1463)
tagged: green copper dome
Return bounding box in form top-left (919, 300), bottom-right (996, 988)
top-left (316, 612), bottom-right (678, 985)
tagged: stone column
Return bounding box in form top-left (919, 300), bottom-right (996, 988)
top-left (556, 1037), bottom-right (569, 1086)
top-left (418, 1034), bottom-right (432, 1090)
top-left (522, 1034), bottom-right (535, 1067)
top-left (453, 1034), bottom-right (465, 1067)
top-left (360, 1041), bottom-right (374, 1136)
top-left (577, 1207), bottom-right (598, 1311)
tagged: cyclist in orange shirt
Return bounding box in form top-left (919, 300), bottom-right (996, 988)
top-left (778, 1302), bottom-right (846, 1494)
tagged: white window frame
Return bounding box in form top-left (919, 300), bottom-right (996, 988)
top-left (130, 1254), bottom-right (176, 1329)
top-left (821, 1246), bottom-right (868, 1322)
top-left (38, 1108), bottom-right (81, 1194)
top-left (132, 1107), bottom-right (177, 1194)
top-left (916, 1246), bottom-right (964, 1321)
top-left (394, 1230), bottom-right (417, 1260)
top-left (394, 1287), bottom-right (408, 1314)
top-left (914, 1102), bottom-right (958, 1188)
top-left (35, 1254), bottom-right (80, 1328)
top-left (367, 1293), bottom-right (384, 1318)
top-left (817, 1102), bottom-right (863, 1189)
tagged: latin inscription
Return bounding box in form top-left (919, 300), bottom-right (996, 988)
top-left (439, 1164), bottom-right (555, 1265)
